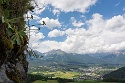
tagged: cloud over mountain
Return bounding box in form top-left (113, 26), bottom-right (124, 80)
top-left (27, 0), bottom-right (125, 54)
top-left (34, 13), bottom-right (125, 53)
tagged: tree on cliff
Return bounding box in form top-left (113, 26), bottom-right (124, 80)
top-left (0, 0), bottom-right (35, 83)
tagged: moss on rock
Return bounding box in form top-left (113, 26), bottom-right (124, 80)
top-left (0, 0), bottom-right (32, 82)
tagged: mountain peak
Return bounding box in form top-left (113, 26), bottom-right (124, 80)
top-left (44, 49), bottom-right (66, 56)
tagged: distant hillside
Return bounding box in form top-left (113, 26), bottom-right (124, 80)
top-left (28, 49), bottom-right (107, 67)
top-left (28, 49), bottom-right (125, 67)
top-left (89, 52), bottom-right (125, 65)
top-left (103, 67), bottom-right (125, 82)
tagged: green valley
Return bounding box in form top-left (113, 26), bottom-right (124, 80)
top-left (32, 80), bottom-right (58, 83)
top-left (28, 50), bottom-right (125, 83)
top-left (32, 71), bottom-right (81, 79)
top-left (32, 80), bottom-right (121, 83)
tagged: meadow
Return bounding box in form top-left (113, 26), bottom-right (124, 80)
top-left (32, 71), bottom-right (81, 79)
top-left (31, 71), bottom-right (121, 83)
top-left (32, 80), bottom-right (121, 83)
top-left (68, 80), bottom-right (120, 83)
top-left (32, 80), bottom-right (58, 83)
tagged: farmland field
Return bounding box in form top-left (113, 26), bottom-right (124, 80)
top-left (32, 71), bottom-right (81, 79)
top-left (68, 80), bottom-right (120, 83)
top-left (32, 80), bottom-right (58, 83)
top-left (32, 80), bottom-right (121, 83)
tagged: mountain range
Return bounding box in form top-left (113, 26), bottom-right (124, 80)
top-left (28, 49), bottom-right (125, 67)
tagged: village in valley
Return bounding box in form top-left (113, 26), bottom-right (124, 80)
top-left (28, 65), bottom-right (118, 81)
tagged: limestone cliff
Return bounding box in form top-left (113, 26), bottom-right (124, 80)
top-left (0, 0), bottom-right (32, 82)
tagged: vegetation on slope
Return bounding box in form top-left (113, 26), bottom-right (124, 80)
top-left (0, 0), bottom-right (33, 82)
top-left (103, 67), bottom-right (125, 82)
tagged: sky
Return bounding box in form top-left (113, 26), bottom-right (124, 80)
top-left (27, 0), bottom-right (125, 54)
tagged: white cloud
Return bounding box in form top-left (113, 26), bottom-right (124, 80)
top-left (31, 0), bottom-right (46, 14)
top-left (24, 12), bottom-right (41, 22)
top-left (71, 17), bottom-right (84, 27)
top-left (48, 29), bottom-right (65, 37)
top-left (48, 0), bottom-right (97, 13)
top-left (33, 0), bottom-right (97, 13)
top-left (28, 0), bottom-right (125, 54)
top-left (35, 40), bottom-right (62, 53)
top-left (32, 15), bottom-right (41, 20)
top-left (33, 7), bottom-right (46, 15)
top-left (53, 9), bottom-right (60, 15)
top-left (40, 17), bottom-right (61, 30)
top-left (28, 26), bottom-right (45, 49)
top-left (30, 13), bottom-right (125, 54)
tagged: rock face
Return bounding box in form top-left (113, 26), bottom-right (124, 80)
top-left (0, 52), bottom-right (28, 83)
top-left (0, 0), bottom-right (31, 82)
top-left (0, 64), bottom-right (14, 83)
